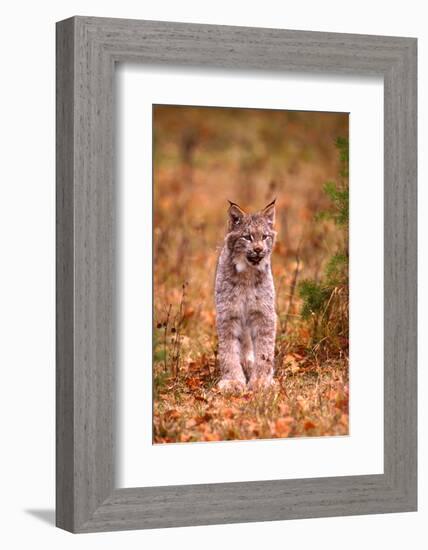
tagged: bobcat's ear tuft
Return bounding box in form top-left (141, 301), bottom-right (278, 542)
top-left (228, 201), bottom-right (246, 229)
top-left (262, 199), bottom-right (276, 227)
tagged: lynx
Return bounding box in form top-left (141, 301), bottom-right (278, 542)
top-left (215, 199), bottom-right (277, 392)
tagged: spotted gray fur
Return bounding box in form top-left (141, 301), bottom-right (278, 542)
top-left (215, 200), bottom-right (277, 392)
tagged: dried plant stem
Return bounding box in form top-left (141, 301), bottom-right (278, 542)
top-left (283, 252), bottom-right (301, 335)
top-left (163, 304), bottom-right (172, 372)
top-left (171, 283), bottom-right (187, 378)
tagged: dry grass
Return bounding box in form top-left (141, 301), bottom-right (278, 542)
top-left (153, 105), bottom-right (349, 443)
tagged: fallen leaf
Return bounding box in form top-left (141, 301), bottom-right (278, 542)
top-left (304, 420), bottom-right (316, 430)
top-left (203, 432), bottom-right (221, 442)
top-left (279, 403), bottom-right (290, 416)
top-left (339, 413), bottom-right (349, 426)
top-left (275, 418), bottom-right (292, 437)
top-left (186, 377), bottom-right (202, 390)
top-left (183, 307), bottom-right (195, 319)
top-left (195, 412), bottom-right (213, 426)
top-left (194, 395), bottom-right (208, 403)
top-left (164, 409), bottom-right (180, 421)
top-left (222, 408), bottom-right (235, 419)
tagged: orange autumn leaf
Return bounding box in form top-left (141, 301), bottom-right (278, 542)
top-left (278, 403), bottom-right (291, 416)
top-left (339, 413), bottom-right (349, 426)
top-left (183, 307), bottom-right (195, 319)
top-left (201, 309), bottom-right (216, 326)
top-left (223, 408), bottom-right (235, 419)
top-left (164, 409), bottom-right (181, 421)
top-left (304, 420), bottom-right (316, 430)
top-left (194, 395), bottom-right (208, 403)
top-left (186, 377), bottom-right (202, 390)
top-left (203, 432), bottom-right (221, 442)
top-left (275, 418), bottom-right (292, 437)
top-left (195, 412), bottom-right (213, 426)
top-left (335, 394), bottom-right (349, 412)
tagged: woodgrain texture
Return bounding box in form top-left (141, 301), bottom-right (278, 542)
top-left (56, 16), bottom-right (417, 533)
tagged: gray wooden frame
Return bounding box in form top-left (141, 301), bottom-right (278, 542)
top-left (56, 16), bottom-right (417, 533)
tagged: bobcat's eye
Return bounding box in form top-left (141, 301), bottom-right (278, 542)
top-left (262, 234), bottom-right (269, 240)
top-left (243, 234), bottom-right (252, 241)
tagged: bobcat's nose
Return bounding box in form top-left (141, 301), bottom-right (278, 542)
top-left (253, 245), bottom-right (263, 255)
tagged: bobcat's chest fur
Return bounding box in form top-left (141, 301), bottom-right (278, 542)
top-left (221, 263), bottom-right (273, 330)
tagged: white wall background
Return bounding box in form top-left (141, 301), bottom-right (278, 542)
top-left (0, 1), bottom-right (424, 548)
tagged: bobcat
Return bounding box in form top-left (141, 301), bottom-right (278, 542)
top-left (215, 199), bottom-right (277, 392)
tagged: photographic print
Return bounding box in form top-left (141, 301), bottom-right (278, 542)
top-left (153, 104), bottom-right (349, 444)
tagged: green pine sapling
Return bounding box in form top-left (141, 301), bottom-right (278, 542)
top-left (298, 137), bottom-right (349, 351)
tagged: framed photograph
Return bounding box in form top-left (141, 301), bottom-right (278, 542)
top-left (56, 16), bottom-right (417, 532)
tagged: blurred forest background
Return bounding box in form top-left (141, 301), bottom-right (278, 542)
top-left (153, 104), bottom-right (349, 443)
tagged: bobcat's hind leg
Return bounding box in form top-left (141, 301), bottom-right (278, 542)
top-left (217, 322), bottom-right (246, 393)
top-left (241, 327), bottom-right (254, 382)
top-left (248, 316), bottom-right (275, 391)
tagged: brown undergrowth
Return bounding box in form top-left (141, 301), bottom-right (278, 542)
top-left (153, 105), bottom-right (349, 443)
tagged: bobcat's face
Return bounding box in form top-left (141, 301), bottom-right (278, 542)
top-left (226, 200), bottom-right (276, 271)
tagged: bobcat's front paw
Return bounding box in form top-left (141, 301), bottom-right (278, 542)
top-left (248, 375), bottom-right (276, 392)
top-left (218, 378), bottom-right (246, 393)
